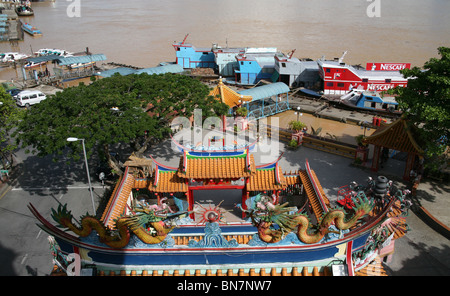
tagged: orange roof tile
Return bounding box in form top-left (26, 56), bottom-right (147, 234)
top-left (209, 78), bottom-right (253, 108)
top-left (299, 169), bottom-right (331, 221)
top-left (149, 170), bottom-right (188, 193)
top-left (101, 167), bottom-right (135, 229)
top-left (363, 118), bottom-right (424, 154)
top-left (247, 167), bottom-right (287, 191)
top-left (177, 155), bottom-right (256, 179)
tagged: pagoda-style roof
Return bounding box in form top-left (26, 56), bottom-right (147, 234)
top-left (363, 118), bottom-right (424, 155)
top-left (101, 167), bottom-right (136, 229)
top-left (247, 165), bottom-right (286, 191)
top-left (177, 153), bottom-right (256, 179)
top-left (150, 169), bottom-right (188, 193)
top-left (209, 78), bottom-right (253, 108)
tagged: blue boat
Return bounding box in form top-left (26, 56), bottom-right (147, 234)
top-left (22, 22), bottom-right (42, 36)
top-left (340, 90), bottom-right (400, 114)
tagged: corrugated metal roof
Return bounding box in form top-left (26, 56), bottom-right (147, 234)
top-left (134, 64), bottom-right (183, 75)
top-left (97, 67), bottom-right (138, 78)
top-left (25, 54), bottom-right (62, 63)
top-left (57, 54), bottom-right (107, 65)
top-left (238, 82), bottom-right (290, 101)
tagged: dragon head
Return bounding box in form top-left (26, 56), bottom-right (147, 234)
top-left (51, 204), bottom-right (75, 228)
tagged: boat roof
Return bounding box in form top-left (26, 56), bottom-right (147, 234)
top-left (25, 54), bottom-right (62, 63)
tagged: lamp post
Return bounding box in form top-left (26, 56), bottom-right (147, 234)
top-left (67, 137), bottom-right (96, 213)
top-left (295, 106), bottom-right (302, 121)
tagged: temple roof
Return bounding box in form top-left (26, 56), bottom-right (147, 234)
top-left (363, 118), bottom-right (424, 155)
top-left (177, 154), bottom-right (256, 179)
top-left (150, 169), bottom-right (188, 193)
top-left (209, 78), bottom-right (253, 108)
top-left (100, 167), bottom-right (135, 229)
top-left (247, 166), bottom-right (286, 191)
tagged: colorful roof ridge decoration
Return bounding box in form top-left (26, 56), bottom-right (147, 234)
top-left (362, 118), bottom-right (424, 155)
top-left (209, 78), bottom-right (253, 108)
top-left (100, 167), bottom-right (135, 229)
top-left (298, 162), bottom-right (331, 222)
top-left (177, 153), bottom-right (256, 179)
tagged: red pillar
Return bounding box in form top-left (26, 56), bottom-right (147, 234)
top-left (187, 189), bottom-right (194, 220)
top-left (403, 153), bottom-right (416, 181)
top-left (371, 145), bottom-right (381, 172)
top-left (241, 189), bottom-right (249, 219)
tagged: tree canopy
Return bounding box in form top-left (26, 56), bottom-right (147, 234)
top-left (15, 73), bottom-right (229, 174)
top-left (0, 87), bottom-right (24, 168)
top-left (392, 47), bottom-right (450, 164)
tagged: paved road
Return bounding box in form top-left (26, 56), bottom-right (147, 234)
top-left (0, 148), bottom-right (107, 276)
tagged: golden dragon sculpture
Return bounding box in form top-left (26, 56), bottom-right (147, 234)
top-left (242, 193), bottom-right (374, 244)
top-left (51, 203), bottom-right (188, 249)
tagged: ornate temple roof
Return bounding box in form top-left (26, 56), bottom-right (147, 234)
top-left (363, 118), bottom-right (424, 155)
top-left (247, 165), bottom-right (286, 191)
top-left (177, 153), bottom-right (256, 179)
top-left (100, 167), bottom-right (135, 228)
top-left (150, 169), bottom-right (188, 193)
top-left (209, 78), bottom-right (253, 108)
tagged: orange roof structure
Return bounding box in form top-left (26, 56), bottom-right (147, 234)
top-left (150, 169), bottom-right (188, 193)
top-left (299, 169), bottom-right (331, 221)
top-left (363, 118), bottom-right (424, 155)
top-left (247, 167), bottom-right (287, 191)
top-left (177, 154), bottom-right (256, 179)
top-left (101, 167), bottom-right (135, 229)
top-left (209, 78), bottom-right (253, 108)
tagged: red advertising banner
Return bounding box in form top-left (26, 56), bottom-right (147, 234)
top-left (366, 63), bottom-right (411, 71)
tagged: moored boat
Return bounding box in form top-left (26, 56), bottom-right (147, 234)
top-left (340, 90), bottom-right (400, 114)
top-left (22, 22), bottom-right (42, 36)
top-left (15, 5), bottom-right (34, 16)
top-left (0, 52), bottom-right (29, 63)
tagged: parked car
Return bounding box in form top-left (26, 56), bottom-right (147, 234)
top-left (7, 88), bottom-right (22, 98)
top-left (15, 90), bottom-right (47, 107)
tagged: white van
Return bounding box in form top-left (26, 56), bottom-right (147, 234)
top-left (15, 90), bottom-right (47, 107)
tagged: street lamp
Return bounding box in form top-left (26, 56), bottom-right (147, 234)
top-left (67, 137), bottom-right (96, 213)
top-left (295, 106), bottom-right (302, 121)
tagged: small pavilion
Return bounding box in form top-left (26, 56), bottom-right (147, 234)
top-left (209, 79), bottom-right (290, 120)
top-left (363, 118), bottom-right (424, 181)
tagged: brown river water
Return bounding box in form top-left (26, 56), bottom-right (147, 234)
top-left (1, 0), bottom-right (449, 78)
top-left (1, 0), bottom-right (448, 144)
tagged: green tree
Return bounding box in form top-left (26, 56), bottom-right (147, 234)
top-left (0, 87), bottom-right (24, 169)
top-left (391, 47), bottom-right (450, 167)
top-left (14, 73), bottom-right (229, 175)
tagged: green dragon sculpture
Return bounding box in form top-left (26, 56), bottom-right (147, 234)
top-left (51, 203), bottom-right (188, 249)
top-left (242, 193), bottom-right (374, 244)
